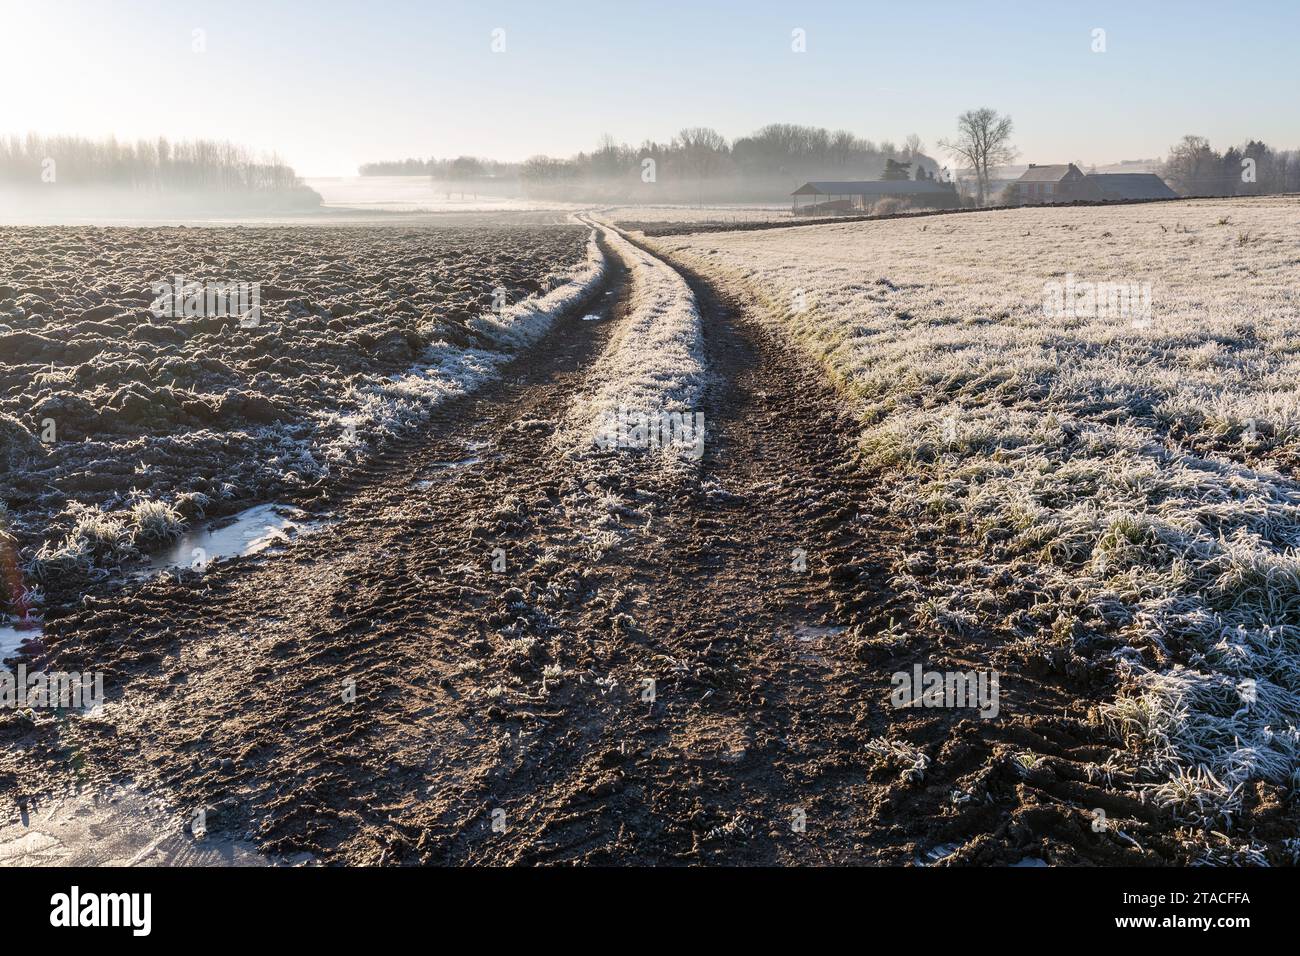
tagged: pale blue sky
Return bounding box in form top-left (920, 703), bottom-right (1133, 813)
top-left (1, 0), bottom-right (1296, 176)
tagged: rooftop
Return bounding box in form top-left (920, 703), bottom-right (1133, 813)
top-left (1016, 164), bottom-right (1080, 183)
top-left (1086, 172), bottom-right (1177, 199)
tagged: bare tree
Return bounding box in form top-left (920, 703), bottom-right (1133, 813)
top-left (939, 108), bottom-right (1016, 205)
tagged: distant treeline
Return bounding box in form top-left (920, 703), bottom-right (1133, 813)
top-left (358, 155), bottom-right (520, 180)
top-left (0, 134), bottom-right (321, 206)
top-left (360, 124), bottom-right (942, 203)
top-left (361, 126), bottom-right (1300, 206)
top-left (1162, 136), bottom-right (1300, 196)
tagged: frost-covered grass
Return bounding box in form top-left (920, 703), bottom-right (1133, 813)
top-left (662, 196), bottom-right (1300, 829)
top-left (27, 495), bottom-right (190, 581)
top-left (559, 223), bottom-right (707, 465)
top-left (30, 505), bottom-right (133, 579)
top-left (319, 228), bottom-right (605, 465)
top-left (127, 499), bottom-right (185, 545)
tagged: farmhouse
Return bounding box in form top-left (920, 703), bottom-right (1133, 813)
top-left (790, 180), bottom-right (957, 215)
top-left (1012, 163), bottom-right (1096, 203)
top-left (1086, 172), bottom-right (1178, 201)
top-left (1014, 166), bottom-right (1178, 204)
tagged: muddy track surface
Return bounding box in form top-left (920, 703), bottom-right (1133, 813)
top-left (2, 224), bottom-right (1197, 866)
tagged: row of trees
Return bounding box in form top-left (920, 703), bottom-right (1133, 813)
top-left (361, 124), bottom-right (941, 202)
top-left (1162, 135), bottom-right (1300, 196)
top-left (358, 155), bottom-right (518, 181)
top-left (534, 124), bottom-right (939, 199)
top-left (930, 111), bottom-right (1300, 203)
top-left (0, 134), bottom-right (319, 202)
top-left (623, 125), bottom-right (936, 179)
top-left (881, 158), bottom-right (938, 181)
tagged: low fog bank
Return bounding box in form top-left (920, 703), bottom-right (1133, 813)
top-left (0, 134), bottom-right (322, 224)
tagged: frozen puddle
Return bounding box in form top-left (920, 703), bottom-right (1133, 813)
top-left (144, 503), bottom-right (325, 574)
top-left (0, 621), bottom-right (42, 661)
top-left (0, 787), bottom-right (311, 867)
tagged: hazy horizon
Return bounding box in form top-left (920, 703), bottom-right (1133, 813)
top-left (1, 0), bottom-right (1296, 177)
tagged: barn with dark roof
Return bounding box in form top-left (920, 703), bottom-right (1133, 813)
top-left (1086, 172), bottom-right (1178, 201)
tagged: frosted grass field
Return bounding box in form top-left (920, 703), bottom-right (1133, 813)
top-left (660, 196), bottom-right (1300, 846)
